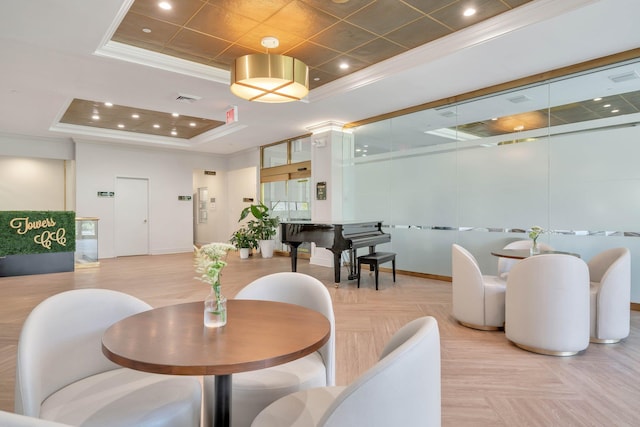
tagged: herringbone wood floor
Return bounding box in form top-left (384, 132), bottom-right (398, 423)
top-left (1, 252), bottom-right (638, 426)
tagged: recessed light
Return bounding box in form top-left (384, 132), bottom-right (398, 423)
top-left (104, 102), bottom-right (113, 107)
top-left (603, 104), bottom-right (611, 108)
top-left (142, 28), bottom-right (152, 34)
top-left (172, 112), bottom-right (179, 117)
top-left (171, 130), bottom-right (178, 136)
top-left (339, 62), bottom-right (349, 70)
top-left (313, 77), bottom-right (320, 81)
top-left (117, 124), bottom-right (125, 128)
top-left (611, 109), bottom-right (620, 113)
top-left (132, 114), bottom-right (140, 119)
top-left (158, 2), bottom-right (172, 10)
top-left (593, 97), bottom-right (602, 101)
top-left (91, 114), bottom-right (100, 120)
top-left (356, 148), bottom-right (362, 152)
top-left (153, 124), bottom-right (160, 129)
top-left (189, 122), bottom-right (196, 127)
top-left (514, 125), bottom-right (524, 131)
top-left (463, 8), bottom-right (476, 17)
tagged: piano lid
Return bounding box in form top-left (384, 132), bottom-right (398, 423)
top-left (281, 220), bottom-right (384, 226)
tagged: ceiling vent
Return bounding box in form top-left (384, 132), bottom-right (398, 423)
top-left (608, 71), bottom-right (640, 83)
top-left (176, 93), bottom-right (202, 103)
top-left (506, 94), bottom-right (532, 104)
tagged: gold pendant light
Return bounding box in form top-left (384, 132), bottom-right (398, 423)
top-left (230, 37), bottom-right (309, 103)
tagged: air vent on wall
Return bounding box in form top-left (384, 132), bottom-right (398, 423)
top-left (176, 93), bottom-right (202, 103)
top-left (608, 71), bottom-right (640, 83)
top-left (506, 94), bottom-right (532, 104)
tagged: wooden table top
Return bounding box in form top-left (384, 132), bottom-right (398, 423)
top-left (102, 299), bottom-right (331, 376)
top-left (490, 249), bottom-right (580, 260)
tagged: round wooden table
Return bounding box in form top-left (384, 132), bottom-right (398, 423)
top-left (490, 249), bottom-right (580, 259)
top-left (102, 299), bottom-right (331, 427)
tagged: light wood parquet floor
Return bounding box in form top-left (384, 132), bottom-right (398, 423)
top-left (1, 252), bottom-right (639, 426)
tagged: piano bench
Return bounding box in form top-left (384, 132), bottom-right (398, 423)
top-left (357, 252), bottom-right (396, 290)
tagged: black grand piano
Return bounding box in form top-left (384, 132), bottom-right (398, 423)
top-left (280, 220), bottom-right (391, 283)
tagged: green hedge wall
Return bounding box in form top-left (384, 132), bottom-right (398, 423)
top-left (0, 211), bottom-right (76, 256)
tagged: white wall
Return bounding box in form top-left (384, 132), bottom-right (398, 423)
top-left (346, 124), bottom-right (640, 303)
top-left (0, 156), bottom-right (67, 210)
top-left (75, 141), bottom-right (228, 258)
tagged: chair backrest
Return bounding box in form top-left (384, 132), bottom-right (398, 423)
top-left (235, 272), bottom-right (336, 386)
top-left (451, 244), bottom-right (485, 324)
top-left (505, 254), bottom-right (590, 352)
top-left (15, 289), bottom-right (152, 416)
top-left (587, 247), bottom-right (631, 339)
top-left (587, 247), bottom-right (630, 284)
top-left (497, 239), bottom-right (554, 277)
top-left (0, 410), bottom-right (72, 427)
top-left (320, 316), bottom-right (441, 427)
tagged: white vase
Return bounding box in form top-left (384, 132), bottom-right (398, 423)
top-left (259, 239), bottom-right (275, 258)
top-left (239, 248), bottom-right (250, 259)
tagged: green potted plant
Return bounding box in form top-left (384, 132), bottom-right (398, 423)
top-left (239, 202), bottom-right (280, 258)
top-left (229, 226), bottom-right (257, 259)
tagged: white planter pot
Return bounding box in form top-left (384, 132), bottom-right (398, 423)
top-left (239, 248), bottom-right (250, 259)
top-left (259, 240), bottom-right (275, 259)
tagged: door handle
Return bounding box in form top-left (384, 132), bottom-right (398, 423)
top-left (143, 219), bottom-right (148, 223)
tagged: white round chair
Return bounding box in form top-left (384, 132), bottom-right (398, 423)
top-left (497, 239), bottom-right (554, 280)
top-left (452, 244), bottom-right (506, 330)
top-left (205, 272), bottom-right (336, 427)
top-left (251, 316), bottom-right (441, 427)
top-left (587, 247), bottom-right (631, 343)
top-left (15, 289), bottom-right (202, 427)
top-left (0, 410), bottom-right (72, 427)
top-left (505, 254), bottom-right (590, 356)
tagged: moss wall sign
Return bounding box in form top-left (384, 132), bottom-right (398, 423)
top-left (0, 211), bottom-right (76, 277)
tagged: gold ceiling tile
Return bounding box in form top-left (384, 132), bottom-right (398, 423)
top-left (300, 0), bottom-right (376, 19)
top-left (233, 23), bottom-right (306, 53)
top-left (384, 16), bottom-right (451, 49)
top-left (308, 68), bottom-right (341, 89)
top-left (502, 0), bottom-right (534, 7)
top-left (401, 0), bottom-right (458, 15)
top-left (168, 29), bottom-right (232, 60)
top-left (431, 0), bottom-right (510, 31)
top-left (311, 21), bottom-right (376, 53)
top-left (264, 0), bottom-right (338, 40)
top-left (128, 0), bottom-right (206, 26)
top-left (112, 13), bottom-right (181, 48)
top-left (285, 41), bottom-right (340, 68)
top-left (346, 1), bottom-right (423, 36)
top-left (348, 38), bottom-right (406, 64)
top-left (211, 0), bottom-right (294, 23)
top-left (314, 54), bottom-right (370, 77)
top-left (212, 44), bottom-right (261, 68)
top-left (187, 3), bottom-right (260, 42)
top-left (60, 99), bottom-right (224, 139)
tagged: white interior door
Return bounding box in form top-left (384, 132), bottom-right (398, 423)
top-left (115, 177), bottom-right (149, 256)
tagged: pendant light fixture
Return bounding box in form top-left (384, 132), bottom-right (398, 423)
top-left (230, 37), bottom-right (309, 103)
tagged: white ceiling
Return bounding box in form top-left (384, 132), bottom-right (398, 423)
top-left (1, 0), bottom-right (639, 156)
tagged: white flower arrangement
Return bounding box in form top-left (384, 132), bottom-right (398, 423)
top-left (194, 242), bottom-right (235, 291)
top-left (528, 226), bottom-right (545, 242)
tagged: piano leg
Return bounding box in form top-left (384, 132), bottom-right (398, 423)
top-left (288, 243), bottom-right (301, 272)
top-left (348, 248), bottom-right (358, 280)
top-left (332, 251), bottom-right (342, 284)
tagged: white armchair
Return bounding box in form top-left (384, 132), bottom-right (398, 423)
top-left (15, 289), bottom-right (202, 427)
top-left (251, 316), bottom-right (441, 427)
top-left (587, 247), bottom-right (631, 343)
top-left (452, 244), bottom-right (506, 330)
top-left (0, 411), bottom-right (71, 427)
top-left (497, 239), bottom-right (554, 279)
top-left (505, 254), bottom-right (590, 356)
top-left (205, 272), bottom-right (336, 427)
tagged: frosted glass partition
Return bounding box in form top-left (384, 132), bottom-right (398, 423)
top-left (342, 57), bottom-right (640, 302)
